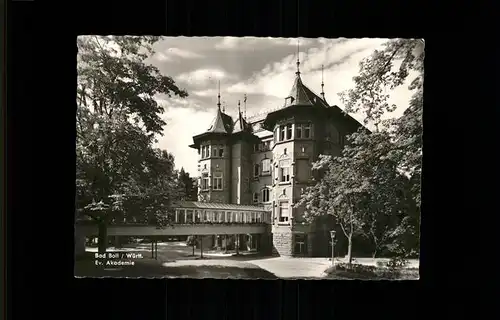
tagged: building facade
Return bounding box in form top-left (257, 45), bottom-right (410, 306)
top-left (189, 62), bottom-right (363, 257)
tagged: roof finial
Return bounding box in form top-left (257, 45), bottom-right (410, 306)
top-left (296, 38), bottom-right (301, 76)
top-left (321, 64), bottom-right (326, 101)
top-left (243, 94), bottom-right (247, 120)
top-left (217, 80), bottom-right (221, 110)
top-left (222, 100), bottom-right (225, 113)
top-left (238, 100), bottom-right (241, 114)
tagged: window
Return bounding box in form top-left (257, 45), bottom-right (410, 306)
top-left (254, 164), bottom-right (260, 177)
top-left (279, 202), bottom-right (289, 222)
top-left (280, 167), bottom-right (290, 183)
top-left (213, 172), bottom-right (223, 190)
top-left (284, 148), bottom-right (287, 155)
top-left (286, 124), bottom-right (292, 140)
top-left (265, 141), bottom-right (271, 150)
top-left (253, 192), bottom-right (259, 203)
top-left (296, 125), bottom-right (302, 139)
top-left (218, 145), bottom-right (224, 157)
top-left (201, 146), bottom-right (206, 158)
top-left (262, 188), bottom-right (270, 202)
top-left (280, 126), bottom-right (285, 141)
top-left (304, 124), bottom-right (311, 138)
top-left (301, 146), bottom-right (306, 153)
top-left (201, 173), bottom-right (209, 190)
top-left (294, 234), bottom-right (308, 255)
top-left (211, 146), bottom-right (217, 157)
top-left (261, 159), bottom-right (271, 174)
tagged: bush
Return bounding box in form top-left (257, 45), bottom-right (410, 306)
top-left (386, 256), bottom-right (408, 272)
top-left (186, 236), bottom-right (198, 247)
top-left (335, 263), bottom-right (377, 276)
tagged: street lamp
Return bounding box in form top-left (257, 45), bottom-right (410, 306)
top-left (329, 230), bottom-right (337, 266)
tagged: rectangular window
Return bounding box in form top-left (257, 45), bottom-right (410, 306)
top-left (211, 146), bottom-right (216, 157)
top-left (213, 172), bottom-right (223, 190)
top-left (286, 124), bottom-right (292, 140)
top-left (218, 145), bottom-right (224, 157)
top-left (262, 188), bottom-right (270, 202)
top-left (201, 146), bottom-right (205, 158)
top-left (254, 163), bottom-right (260, 177)
top-left (201, 173), bottom-right (209, 190)
top-left (304, 124), bottom-right (311, 138)
top-left (253, 192), bottom-right (259, 203)
top-left (294, 234), bottom-right (308, 255)
top-left (296, 125), bottom-right (302, 139)
top-left (279, 202), bottom-right (289, 222)
top-left (261, 159), bottom-right (271, 174)
top-left (280, 167), bottom-right (290, 182)
top-left (280, 125), bottom-right (285, 141)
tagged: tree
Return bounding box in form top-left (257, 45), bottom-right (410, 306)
top-left (76, 36), bottom-right (188, 253)
top-left (178, 168), bottom-right (198, 201)
top-left (339, 39), bottom-right (424, 132)
top-left (297, 39), bottom-right (423, 266)
top-left (338, 38), bottom-right (423, 258)
top-left (297, 152), bottom-right (371, 266)
top-left (186, 235), bottom-right (198, 256)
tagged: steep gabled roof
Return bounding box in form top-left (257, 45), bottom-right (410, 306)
top-left (232, 109), bottom-right (251, 134)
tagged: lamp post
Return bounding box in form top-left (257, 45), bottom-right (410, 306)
top-left (330, 230), bottom-right (336, 267)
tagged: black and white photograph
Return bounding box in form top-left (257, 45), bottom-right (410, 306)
top-left (75, 36), bottom-right (423, 279)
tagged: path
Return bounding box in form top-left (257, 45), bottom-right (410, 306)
top-left (246, 257), bottom-right (332, 278)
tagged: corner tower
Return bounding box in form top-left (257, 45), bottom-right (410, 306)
top-left (189, 84), bottom-right (233, 203)
top-left (261, 50), bottom-right (365, 257)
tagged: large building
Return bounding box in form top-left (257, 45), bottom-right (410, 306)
top-left (189, 59), bottom-right (363, 257)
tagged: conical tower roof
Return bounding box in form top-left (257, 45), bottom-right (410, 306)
top-left (286, 74), bottom-right (314, 106)
top-left (206, 106), bottom-right (233, 134)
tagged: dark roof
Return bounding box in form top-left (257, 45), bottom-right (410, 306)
top-left (232, 109), bottom-right (251, 134)
top-left (172, 201), bottom-right (268, 212)
top-left (206, 107), bottom-right (233, 134)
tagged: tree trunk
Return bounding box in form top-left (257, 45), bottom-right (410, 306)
top-left (98, 222), bottom-right (108, 254)
top-left (372, 248), bottom-right (378, 259)
top-left (347, 236), bottom-right (353, 267)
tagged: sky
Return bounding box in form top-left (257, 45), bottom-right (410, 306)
top-left (147, 37), bottom-right (420, 176)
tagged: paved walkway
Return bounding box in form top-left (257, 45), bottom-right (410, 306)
top-left (246, 257), bottom-right (332, 278)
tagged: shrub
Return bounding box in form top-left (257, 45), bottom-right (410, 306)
top-left (186, 235), bottom-right (198, 247)
top-left (386, 256), bottom-right (408, 272)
